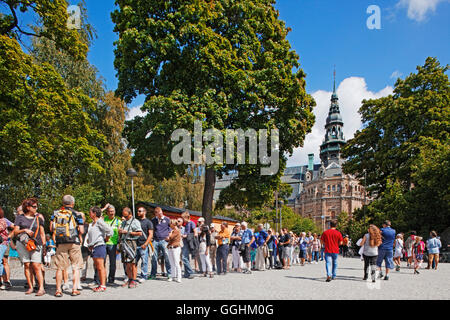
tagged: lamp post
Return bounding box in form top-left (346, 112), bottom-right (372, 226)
top-left (126, 168), bottom-right (138, 217)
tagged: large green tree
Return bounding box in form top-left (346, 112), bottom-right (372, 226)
top-left (113, 0), bottom-right (315, 225)
top-left (343, 57), bottom-right (450, 233)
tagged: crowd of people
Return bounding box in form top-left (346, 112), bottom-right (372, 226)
top-left (0, 196), bottom-right (444, 297)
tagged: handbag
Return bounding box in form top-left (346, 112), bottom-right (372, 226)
top-left (120, 218), bottom-right (137, 260)
top-left (26, 217), bottom-right (40, 252)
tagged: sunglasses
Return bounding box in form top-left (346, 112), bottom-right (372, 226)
top-left (138, 210), bottom-right (145, 213)
top-left (31, 205), bottom-right (38, 209)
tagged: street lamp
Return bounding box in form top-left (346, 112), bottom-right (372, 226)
top-left (126, 168), bottom-right (138, 217)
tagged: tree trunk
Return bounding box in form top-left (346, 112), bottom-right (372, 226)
top-left (202, 167), bottom-right (216, 226)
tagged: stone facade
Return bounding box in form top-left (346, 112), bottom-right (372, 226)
top-left (296, 78), bottom-right (369, 230)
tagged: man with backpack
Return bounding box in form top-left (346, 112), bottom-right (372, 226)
top-left (118, 207), bottom-right (143, 289)
top-left (51, 195), bottom-right (85, 297)
top-left (180, 212), bottom-right (197, 279)
top-left (135, 206), bottom-right (153, 283)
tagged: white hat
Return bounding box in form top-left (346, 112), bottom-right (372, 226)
top-left (198, 217), bottom-right (205, 222)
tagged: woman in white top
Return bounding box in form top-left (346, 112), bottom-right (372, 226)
top-left (359, 225), bottom-right (382, 282)
top-left (393, 234), bottom-right (404, 271)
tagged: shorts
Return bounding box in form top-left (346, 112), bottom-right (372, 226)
top-left (53, 243), bottom-right (83, 271)
top-left (242, 244), bottom-right (251, 263)
top-left (4, 245), bottom-right (10, 258)
top-left (120, 240), bottom-right (137, 264)
top-left (15, 241), bottom-right (43, 264)
top-left (376, 249), bottom-right (394, 269)
top-left (407, 249), bottom-right (413, 257)
top-left (415, 254), bottom-right (423, 261)
top-left (92, 245), bottom-right (107, 259)
top-left (282, 246), bottom-right (291, 259)
top-left (299, 249), bottom-right (307, 259)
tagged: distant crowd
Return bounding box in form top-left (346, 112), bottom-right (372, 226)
top-left (0, 195), bottom-right (444, 297)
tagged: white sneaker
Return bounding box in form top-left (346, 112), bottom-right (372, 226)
top-left (167, 278), bottom-right (173, 282)
top-left (174, 279), bottom-right (181, 283)
top-left (138, 278), bottom-right (145, 283)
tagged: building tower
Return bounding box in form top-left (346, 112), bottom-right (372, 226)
top-left (320, 70), bottom-right (346, 167)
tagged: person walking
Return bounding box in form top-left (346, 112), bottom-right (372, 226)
top-left (342, 235), bottom-right (349, 258)
top-left (393, 234), bottom-right (404, 271)
top-left (426, 231), bottom-right (442, 270)
top-left (305, 232), bottom-right (314, 263)
top-left (230, 223), bottom-right (244, 272)
top-left (215, 222), bottom-right (230, 275)
top-left (150, 207), bottom-right (172, 280)
top-left (320, 220), bottom-right (343, 282)
top-left (413, 236), bottom-right (425, 274)
top-left (311, 233), bottom-right (321, 264)
top-left (298, 232), bottom-right (308, 266)
top-left (101, 204), bottom-right (121, 284)
top-left (118, 207), bottom-right (143, 288)
top-left (135, 206), bottom-right (154, 283)
top-left (377, 220), bottom-right (396, 280)
top-left (166, 219), bottom-right (182, 283)
top-left (198, 225), bottom-right (214, 278)
top-left (86, 207), bottom-right (113, 292)
top-left (359, 225), bottom-right (382, 282)
top-left (405, 231), bottom-right (416, 268)
top-left (280, 228), bottom-right (292, 269)
top-left (13, 199), bottom-right (46, 296)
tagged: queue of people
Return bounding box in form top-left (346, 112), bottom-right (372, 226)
top-left (0, 198), bottom-right (444, 297)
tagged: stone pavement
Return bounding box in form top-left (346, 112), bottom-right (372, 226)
top-left (1, 257), bottom-right (449, 300)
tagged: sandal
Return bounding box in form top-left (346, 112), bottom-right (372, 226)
top-left (71, 290), bottom-right (81, 296)
top-left (92, 286), bottom-right (106, 293)
top-left (25, 288), bottom-right (34, 295)
top-left (54, 291), bottom-right (63, 298)
top-left (36, 290), bottom-right (46, 297)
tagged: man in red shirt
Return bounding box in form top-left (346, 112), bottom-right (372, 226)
top-left (320, 220), bottom-right (343, 282)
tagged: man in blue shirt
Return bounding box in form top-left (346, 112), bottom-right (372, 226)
top-left (255, 224), bottom-right (269, 271)
top-left (149, 207), bottom-right (172, 280)
top-left (377, 220), bottom-right (396, 280)
top-left (240, 222), bottom-right (254, 274)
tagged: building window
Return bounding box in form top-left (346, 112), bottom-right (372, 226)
top-left (332, 185), bottom-right (336, 192)
top-left (327, 185), bottom-right (330, 191)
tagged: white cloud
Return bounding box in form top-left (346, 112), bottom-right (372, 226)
top-left (126, 105), bottom-right (147, 121)
top-left (397, 0), bottom-right (448, 22)
top-left (390, 70), bottom-right (403, 79)
top-left (286, 77), bottom-right (393, 167)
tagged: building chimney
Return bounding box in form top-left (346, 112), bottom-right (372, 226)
top-left (308, 154), bottom-right (314, 171)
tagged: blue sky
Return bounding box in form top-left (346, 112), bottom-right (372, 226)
top-left (78, 0), bottom-right (449, 166)
top-left (5, 0), bottom-right (448, 165)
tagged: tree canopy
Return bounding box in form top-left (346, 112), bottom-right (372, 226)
top-left (113, 0), bottom-right (315, 224)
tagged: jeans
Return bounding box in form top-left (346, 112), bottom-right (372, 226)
top-left (181, 241), bottom-right (194, 277)
top-left (312, 250), bottom-right (320, 262)
top-left (216, 245), bottom-right (229, 274)
top-left (320, 248), bottom-right (325, 260)
top-left (0, 244), bottom-right (7, 277)
top-left (151, 240), bottom-right (171, 277)
top-left (135, 246), bottom-right (149, 279)
top-left (325, 253), bottom-right (338, 278)
top-left (168, 247), bottom-right (182, 281)
top-left (200, 252), bottom-right (212, 273)
top-left (376, 249), bottom-right (394, 269)
top-left (268, 249), bottom-right (276, 268)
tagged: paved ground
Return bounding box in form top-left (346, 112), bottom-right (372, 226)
top-left (1, 257), bottom-right (449, 300)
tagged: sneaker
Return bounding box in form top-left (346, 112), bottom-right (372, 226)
top-left (396, 266), bottom-right (400, 272)
top-left (384, 276), bottom-right (389, 280)
top-left (167, 278), bottom-right (173, 282)
top-left (4, 281), bottom-right (12, 290)
top-left (174, 279), bottom-right (181, 283)
top-left (147, 275), bottom-right (156, 280)
top-left (326, 277), bottom-right (332, 282)
top-left (0, 283), bottom-right (5, 290)
top-left (138, 278), bottom-right (145, 284)
top-left (378, 273), bottom-right (384, 279)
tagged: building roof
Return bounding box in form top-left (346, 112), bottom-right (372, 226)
top-left (137, 201), bottom-right (239, 223)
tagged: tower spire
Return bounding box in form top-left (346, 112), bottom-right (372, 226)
top-left (333, 66), bottom-right (336, 93)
